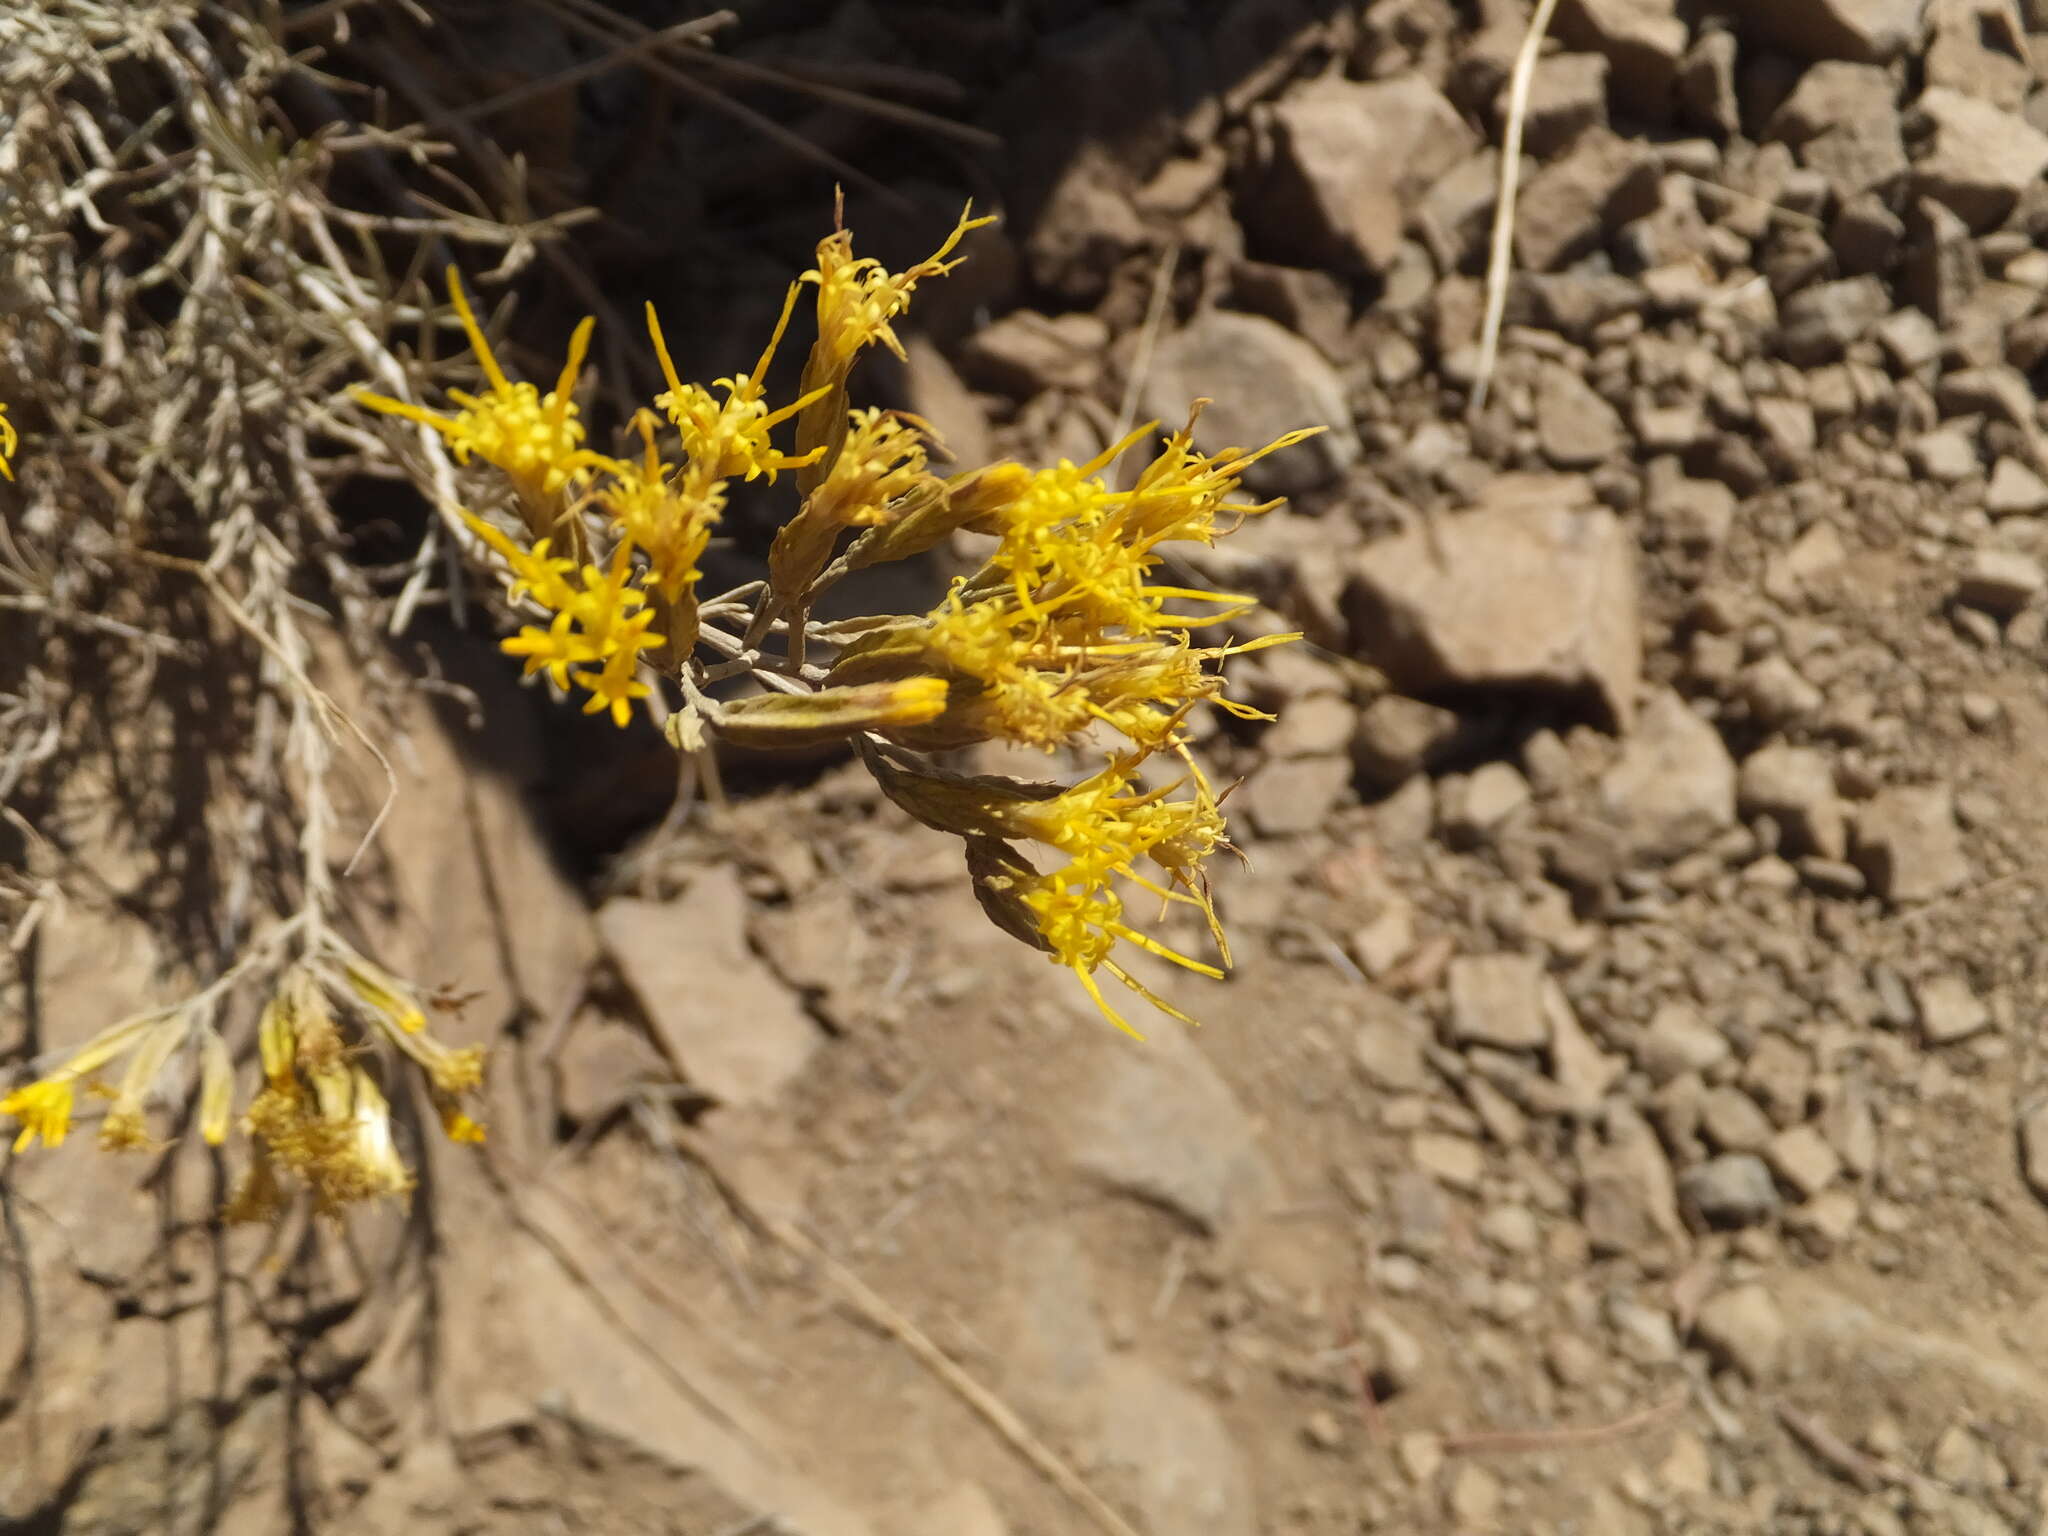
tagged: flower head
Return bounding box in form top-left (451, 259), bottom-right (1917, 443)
top-left (647, 288), bottom-right (824, 484)
top-left (803, 203), bottom-right (994, 367)
top-left (0, 402), bottom-right (17, 480)
top-left (466, 512), bottom-right (666, 725)
top-left (356, 270), bottom-right (602, 521)
top-left (601, 411), bottom-right (722, 608)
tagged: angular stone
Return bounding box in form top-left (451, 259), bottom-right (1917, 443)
top-left (553, 1016), bottom-right (671, 1124)
top-left (1343, 492), bottom-right (1642, 730)
top-left (1767, 1124), bottom-right (1842, 1198)
top-left (1694, 1285), bottom-right (1787, 1382)
top-left (1957, 548), bottom-right (2045, 616)
top-left (1143, 310), bottom-right (1358, 494)
top-left (1770, 63), bottom-right (1905, 199)
top-left (1503, 52), bottom-right (1610, 156)
top-left (1638, 1002), bottom-right (1730, 1083)
top-left (1679, 27), bottom-right (1740, 136)
top-left (1353, 996), bottom-right (1433, 1092)
top-left (1258, 73), bottom-right (1476, 274)
top-left (1448, 952), bottom-right (1551, 1051)
top-left (1701, 1086), bottom-right (1776, 1153)
top-left (1679, 1153), bottom-right (1782, 1229)
top-left (1069, 1031), bottom-right (1269, 1235)
top-left (1984, 457), bottom-right (2048, 515)
top-left (1911, 86), bottom-right (2048, 230)
top-left (1516, 129), bottom-right (1662, 271)
top-left (1777, 275), bottom-right (1892, 365)
top-left (1721, 0), bottom-right (1928, 60)
top-left (1535, 361), bottom-right (1628, 468)
top-left (1353, 695), bottom-right (1461, 790)
top-left (1240, 754), bottom-right (1353, 838)
top-left (1915, 972), bottom-right (1991, 1045)
top-left (1853, 784), bottom-right (1970, 902)
top-left (901, 335), bottom-right (994, 469)
top-left (1579, 1103), bottom-right (1684, 1255)
top-left (1598, 688), bottom-right (1738, 860)
top-left (1739, 741), bottom-right (1848, 859)
top-left (1555, 0), bottom-right (1686, 117)
top-left (598, 873), bottom-right (824, 1107)
top-left (956, 309), bottom-right (1108, 397)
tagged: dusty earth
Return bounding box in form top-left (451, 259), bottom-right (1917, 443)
top-left (15, 0), bottom-right (2048, 1533)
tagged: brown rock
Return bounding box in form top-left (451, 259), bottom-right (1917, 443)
top-left (1679, 27), bottom-right (1740, 136)
top-left (901, 335), bottom-right (994, 469)
top-left (553, 1015), bottom-right (671, 1124)
top-left (1241, 755), bottom-right (1353, 838)
top-left (1353, 695), bottom-right (1462, 789)
top-left (1911, 86), bottom-right (2048, 230)
top-left (1915, 972), bottom-right (1991, 1044)
top-left (1598, 689), bottom-right (1738, 860)
top-left (1503, 52), bottom-right (1610, 156)
top-left (1694, 1285), bottom-right (1787, 1381)
top-left (1142, 309), bottom-right (1358, 494)
top-left (1448, 952), bottom-right (1551, 1051)
top-left (1777, 275), bottom-right (1892, 365)
top-left (1555, 0), bottom-right (1685, 117)
top-left (1343, 491), bottom-right (1642, 730)
top-left (1770, 63), bottom-right (1906, 198)
top-left (1258, 73), bottom-right (1476, 274)
top-left (1767, 1124), bottom-right (1842, 1198)
top-left (1535, 361), bottom-right (1629, 467)
top-left (1721, 0), bottom-right (1928, 60)
top-left (1739, 741), bottom-right (1848, 859)
top-left (1852, 784), bottom-right (1970, 902)
top-left (1516, 128), bottom-right (1663, 270)
top-left (956, 309), bottom-right (1107, 397)
top-left (1069, 1031), bottom-right (1269, 1235)
top-left (598, 871), bottom-right (825, 1106)
top-left (1956, 548), bottom-right (2045, 616)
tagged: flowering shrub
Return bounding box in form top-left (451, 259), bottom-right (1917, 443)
top-left (1, 205), bottom-right (1317, 1209)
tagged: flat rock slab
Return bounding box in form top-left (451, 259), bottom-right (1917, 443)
top-left (1343, 485), bottom-right (1642, 729)
top-left (1067, 1030), bottom-right (1270, 1236)
top-left (599, 869), bottom-right (825, 1107)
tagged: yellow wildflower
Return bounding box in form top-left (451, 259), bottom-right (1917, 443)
top-left (465, 514), bottom-right (667, 726)
top-left (804, 203), bottom-right (994, 367)
top-left (769, 407), bottom-right (935, 601)
top-left (0, 401), bottom-right (16, 480)
top-left (601, 411), bottom-right (721, 608)
top-left (647, 289), bottom-right (824, 484)
top-left (2, 1012), bottom-right (163, 1152)
top-left (355, 269), bottom-right (603, 520)
top-left (1, 1078), bottom-right (74, 1152)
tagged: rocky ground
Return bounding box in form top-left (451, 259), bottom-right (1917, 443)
top-left (16, 0), bottom-right (2048, 1533)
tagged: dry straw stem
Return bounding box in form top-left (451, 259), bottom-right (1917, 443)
top-left (0, 1), bottom-right (579, 1196)
top-left (1467, 0), bottom-right (1561, 423)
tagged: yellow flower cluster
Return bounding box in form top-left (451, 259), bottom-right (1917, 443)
top-left (0, 401), bottom-right (15, 480)
top-left (1, 945), bottom-right (484, 1220)
top-left (347, 203), bottom-right (1318, 1038)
